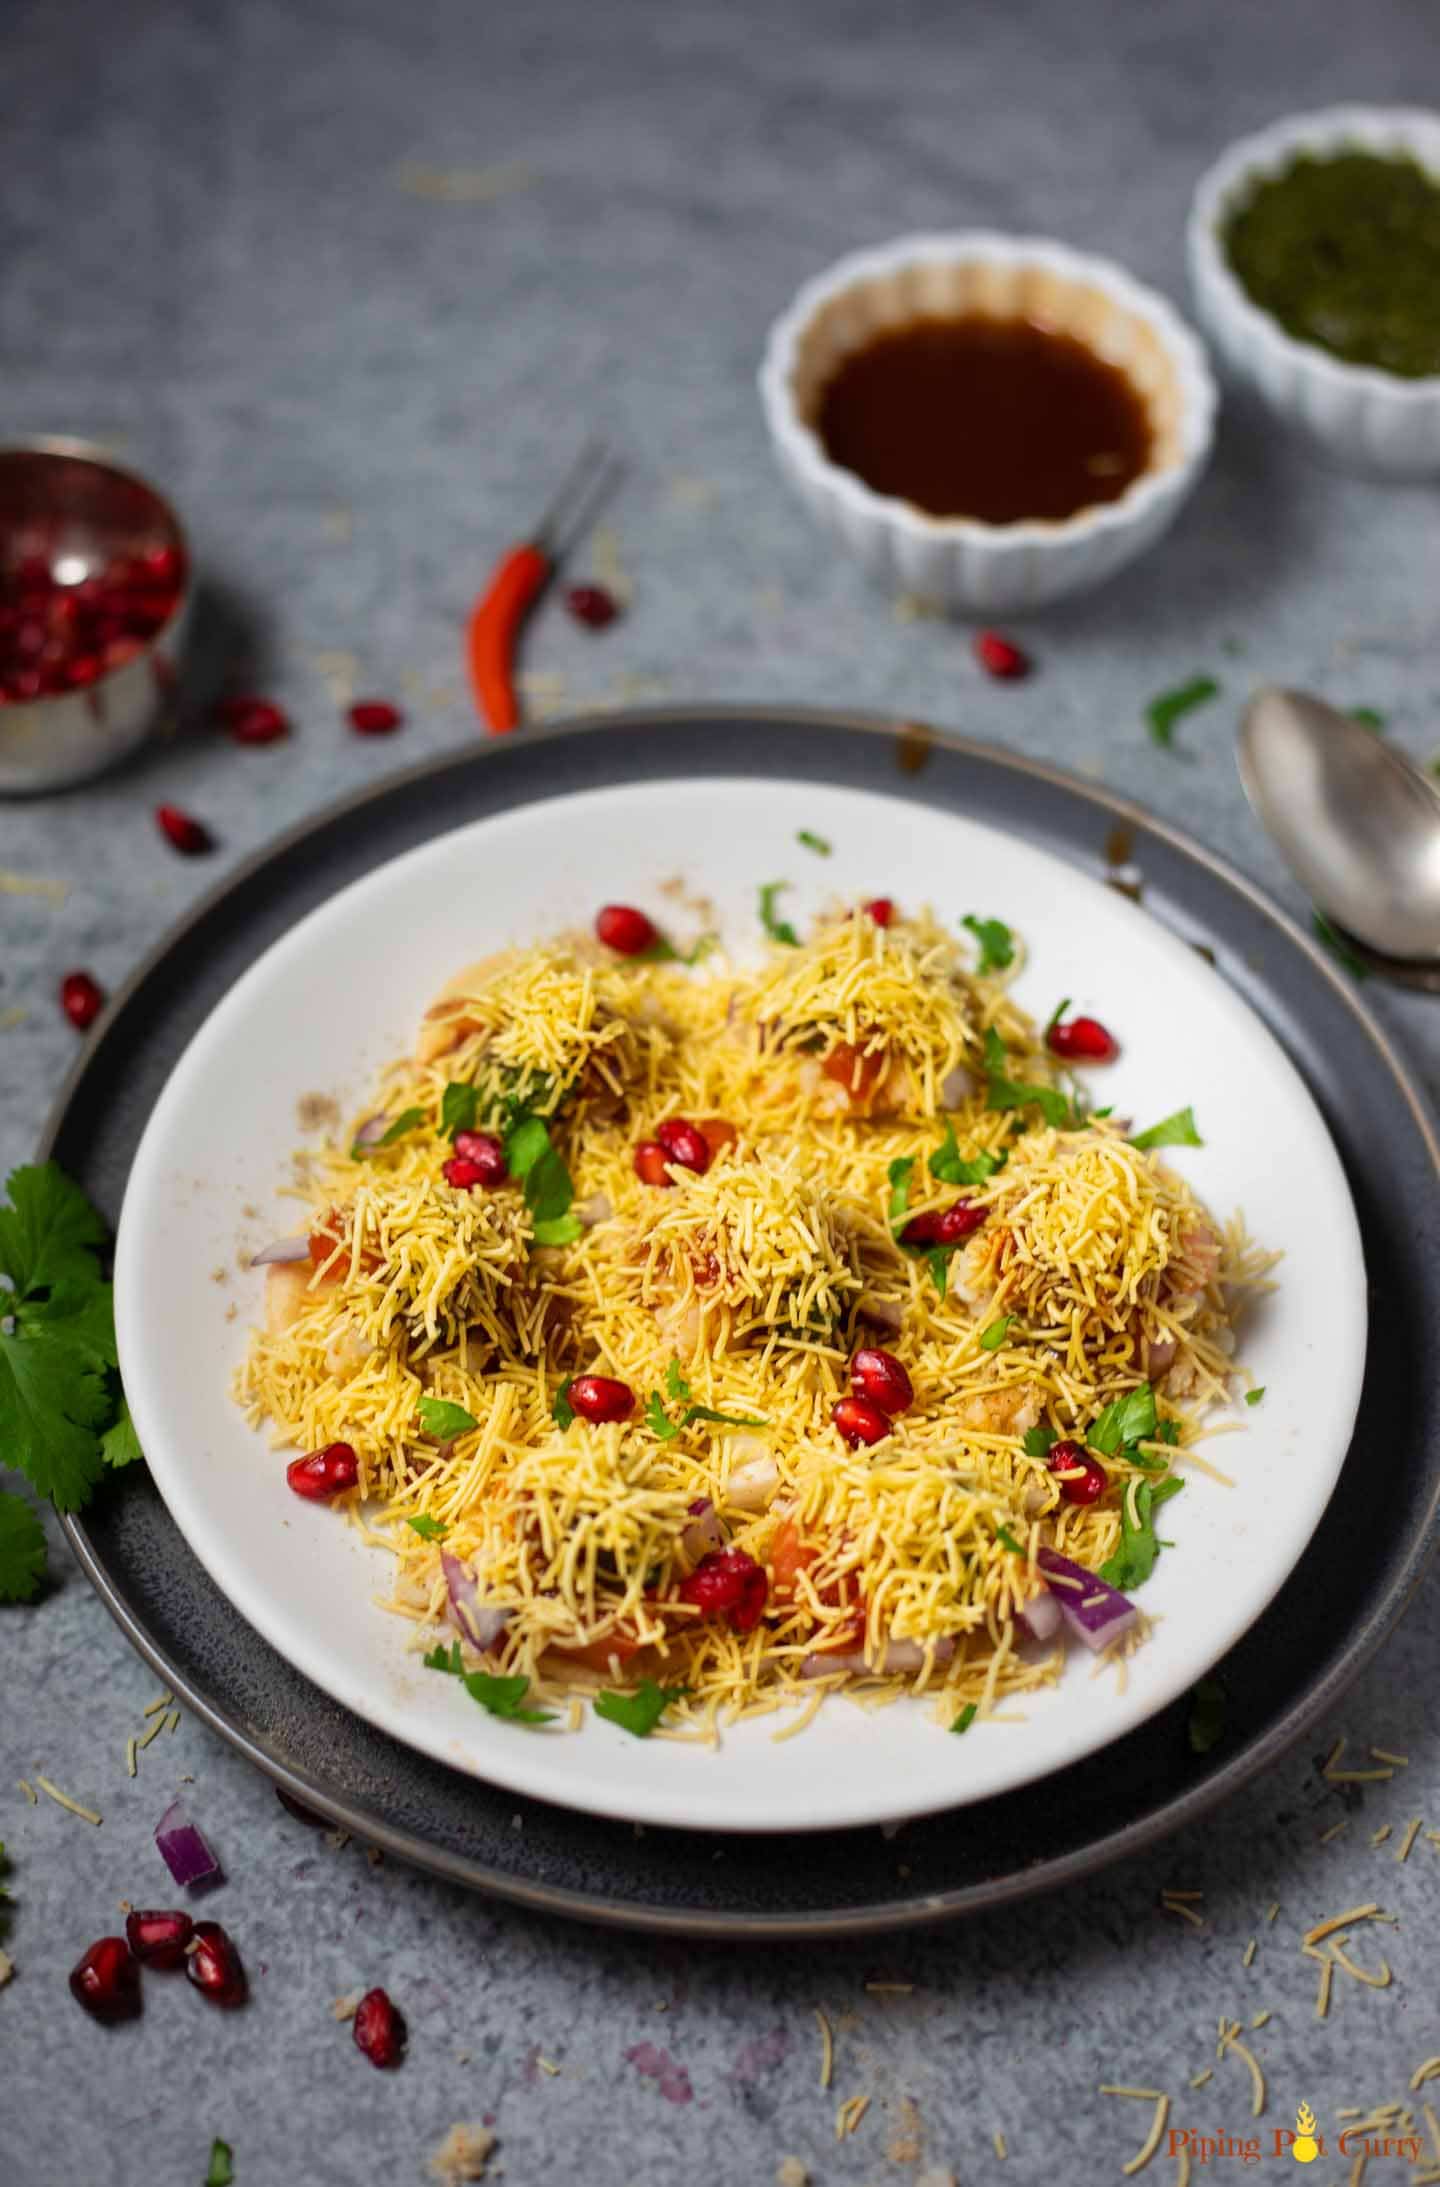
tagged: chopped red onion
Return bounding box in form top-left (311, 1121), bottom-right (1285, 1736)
top-left (1017, 1589), bottom-right (1063, 1642)
top-left (250, 1234), bottom-right (310, 1267)
top-left (352, 1112), bottom-right (390, 1148)
top-left (442, 1550), bottom-right (510, 1652)
top-left (154, 1798), bottom-right (223, 1889)
top-left (799, 1636), bottom-right (955, 1679)
top-left (1036, 1547), bottom-right (1138, 1653)
top-left (682, 1498), bottom-right (726, 1562)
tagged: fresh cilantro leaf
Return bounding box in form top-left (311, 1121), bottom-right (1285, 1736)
top-left (887, 1156), bottom-right (915, 1226)
top-left (417, 1397), bottom-right (477, 1441)
top-left (640, 933), bottom-right (717, 966)
top-left (0, 1492), bottom-right (46, 1603)
top-left (505, 1114), bottom-right (579, 1242)
top-left (994, 1524), bottom-right (1025, 1555)
top-left (962, 914), bottom-right (1014, 974)
top-left (1044, 995), bottom-right (1071, 1037)
top-left (552, 1377), bottom-right (575, 1429)
top-left (664, 1358), bottom-right (692, 1404)
top-left (646, 1390), bottom-right (681, 1442)
top-left (925, 1248), bottom-right (951, 1298)
top-left (205, 2142), bottom-right (235, 2187)
top-left (1099, 1475), bottom-right (1183, 1589)
top-left (0, 1328), bottom-right (111, 1512)
top-left (979, 1316), bottom-right (1013, 1352)
top-left (930, 1123), bottom-right (1004, 1187)
top-left (983, 1025), bottom-right (1073, 1129)
top-left (1187, 1674), bottom-right (1227, 1756)
top-left (1312, 910), bottom-right (1368, 980)
top-left (758, 880), bottom-right (799, 946)
top-left (796, 830), bottom-right (831, 857)
top-left (1088, 1384), bottom-right (1157, 1455)
top-left (441, 1082), bottom-right (479, 1140)
top-left (1145, 676), bottom-right (1220, 748)
top-left (1350, 706), bottom-right (1385, 731)
top-left (951, 1702), bottom-right (978, 1735)
top-left (0, 1162), bottom-right (106, 1300)
top-left (424, 1641), bottom-right (554, 1722)
top-left (16, 1275), bottom-right (118, 1370)
top-left (531, 1214), bottom-right (583, 1247)
top-left (405, 1514), bottom-right (448, 1542)
top-left (423, 1640), bottom-right (464, 1674)
top-left (352, 1106), bottom-right (424, 1158)
top-left (1154, 1419), bottom-right (1180, 1444)
top-left (99, 1397), bottom-right (143, 1468)
top-left (1021, 1426), bottom-right (1056, 1458)
top-left (1245, 1387), bottom-right (1265, 1407)
top-left (1091, 1106), bottom-right (1114, 1120)
top-left (594, 1680), bottom-right (686, 1737)
top-left (1130, 1106), bottom-right (1203, 1152)
top-left (682, 1404), bottom-right (768, 1430)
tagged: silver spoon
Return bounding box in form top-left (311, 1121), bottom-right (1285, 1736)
top-left (1238, 685), bottom-right (1440, 990)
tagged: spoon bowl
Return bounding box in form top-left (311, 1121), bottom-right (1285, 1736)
top-left (1238, 686), bottom-right (1440, 965)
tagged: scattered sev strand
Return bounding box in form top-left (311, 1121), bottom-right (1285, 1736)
top-left (1099, 2089), bottom-right (1169, 2176)
top-left (1216, 2020), bottom-right (1265, 2116)
top-left (124, 1738), bottom-right (137, 1780)
top-left (1396, 1816), bottom-right (1422, 1864)
top-left (814, 2008), bottom-right (834, 2091)
top-left (1411, 2059), bottom-right (1440, 2092)
top-left (32, 1777), bottom-right (101, 1825)
top-left (1303, 1903), bottom-right (1388, 1946)
top-left (1321, 1737), bottom-right (1394, 1784)
top-left (136, 1717), bottom-right (165, 1753)
top-left (17, 1781), bottom-right (36, 1805)
top-left (142, 1691), bottom-right (173, 1718)
top-left (834, 2093), bottom-right (870, 2141)
top-left (1318, 1819), bottom-right (1348, 1844)
top-left (992, 2130), bottom-right (1007, 2161)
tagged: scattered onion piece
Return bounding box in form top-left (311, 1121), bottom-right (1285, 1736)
top-left (154, 1798), bottom-right (222, 1889)
top-left (352, 1112), bottom-right (391, 1148)
top-left (1036, 1547), bottom-right (1138, 1652)
top-left (1017, 1590), bottom-right (1063, 1642)
top-left (441, 1550), bottom-right (511, 1652)
top-left (250, 1234), bottom-right (310, 1267)
top-left (682, 1498), bottom-right (725, 1561)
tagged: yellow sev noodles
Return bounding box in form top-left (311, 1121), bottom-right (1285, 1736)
top-left (235, 906), bottom-right (1274, 1738)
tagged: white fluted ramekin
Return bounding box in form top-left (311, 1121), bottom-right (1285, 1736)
top-left (1189, 107), bottom-right (1440, 477)
top-left (758, 233), bottom-right (1216, 616)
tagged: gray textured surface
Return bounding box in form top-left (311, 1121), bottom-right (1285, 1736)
top-left (5, 1), bottom-right (1440, 2181)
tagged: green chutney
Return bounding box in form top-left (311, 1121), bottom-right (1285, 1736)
top-left (1224, 147), bottom-right (1440, 379)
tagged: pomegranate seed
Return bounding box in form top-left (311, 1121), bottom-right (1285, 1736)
top-left (633, 1139), bottom-right (674, 1188)
top-left (863, 897), bottom-right (895, 927)
top-left (141, 545), bottom-right (183, 587)
top-left (155, 803), bottom-right (213, 856)
top-left (353, 1986), bottom-right (406, 2068)
top-left (1046, 1014), bottom-right (1119, 1063)
top-left (66, 653), bottom-right (103, 688)
top-left (286, 1442), bottom-right (360, 1499)
top-left (565, 583), bottom-right (620, 630)
top-left (441, 1156), bottom-right (487, 1191)
top-left (1047, 1439), bottom-right (1107, 1506)
top-left (567, 1374), bottom-right (635, 1424)
top-left (900, 1199), bottom-right (988, 1248)
top-left (220, 696), bottom-right (290, 745)
top-left (185, 1921), bottom-right (247, 2008)
top-left (974, 630), bottom-right (1030, 680)
top-left (451, 1130), bottom-right (507, 1183)
top-left (69, 1937), bottom-right (141, 2024)
top-left (655, 1117), bottom-right (710, 1174)
top-left (9, 668), bottom-right (42, 699)
top-left (832, 1394), bottom-right (892, 1448)
top-left (60, 969), bottom-right (105, 1030)
top-left (678, 1546), bottom-right (768, 1632)
top-left (595, 904), bottom-right (657, 956)
top-left (850, 1348), bottom-right (914, 1416)
top-left (348, 699), bottom-right (403, 736)
top-left (125, 1909), bottom-right (194, 1970)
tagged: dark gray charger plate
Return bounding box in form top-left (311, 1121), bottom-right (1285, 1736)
top-left (48, 708), bottom-right (1440, 1938)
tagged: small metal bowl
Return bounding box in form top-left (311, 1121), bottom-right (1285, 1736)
top-left (0, 436), bottom-right (193, 794)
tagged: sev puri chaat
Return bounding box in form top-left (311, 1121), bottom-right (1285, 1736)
top-left (236, 891), bottom-right (1274, 1745)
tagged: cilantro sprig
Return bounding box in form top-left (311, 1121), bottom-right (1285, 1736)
top-left (0, 1163), bottom-right (140, 1600)
top-left (1130, 1106), bottom-right (1202, 1153)
top-left (505, 1113), bottom-right (581, 1246)
top-left (594, 1681), bottom-right (687, 1737)
top-left (962, 914), bottom-right (1014, 974)
top-left (205, 2142), bottom-right (235, 2187)
top-left (423, 1640), bottom-right (554, 1724)
top-left (646, 1359), bottom-right (765, 1441)
top-left (417, 1397), bottom-right (478, 1441)
top-left (1145, 675), bottom-right (1220, 749)
top-left (351, 1107), bottom-right (424, 1159)
top-left (796, 830), bottom-right (831, 858)
top-left (1099, 1475), bottom-right (1184, 1590)
top-left (930, 1122), bottom-right (1005, 1188)
top-left (405, 1514), bottom-right (449, 1542)
top-left (983, 1027), bottom-right (1073, 1130)
top-left (951, 1702), bottom-right (978, 1736)
top-left (759, 881), bottom-right (800, 947)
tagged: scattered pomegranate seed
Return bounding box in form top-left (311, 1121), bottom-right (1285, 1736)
top-left (155, 803), bottom-right (213, 856)
top-left (1047, 1439), bottom-right (1107, 1506)
top-left (850, 1348), bottom-right (914, 1417)
top-left (974, 630), bottom-right (1030, 680)
top-left (697, 1118), bottom-right (737, 1158)
top-left (286, 1442), bottom-right (360, 1500)
top-left (219, 695), bottom-right (290, 746)
top-left (567, 1374), bottom-right (635, 1424)
top-left (353, 1986), bottom-right (406, 2068)
top-left (832, 1394), bottom-right (892, 1448)
top-left (655, 1117), bottom-right (710, 1174)
top-left (60, 969), bottom-right (105, 1031)
top-left (185, 1921), bottom-right (247, 2008)
top-left (595, 903), bottom-right (657, 956)
top-left (863, 897), bottom-right (895, 927)
top-left (69, 1936), bottom-right (141, 2023)
top-left (451, 1130), bottom-right (507, 1183)
top-left (899, 1199), bottom-right (988, 1248)
top-left (633, 1139), bottom-right (674, 1188)
top-left (565, 583), bottom-right (620, 630)
top-left (125, 1909), bottom-right (195, 1970)
top-left (348, 699), bottom-right (403, 736)
top-left (1046, 1014), bottom-right (1119, 1063)
top-left (678, 1546), bottom-right (768, 1632)
top-left (441, 1155), bottom-right (487, 1191)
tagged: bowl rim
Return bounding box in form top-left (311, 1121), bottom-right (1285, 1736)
top-left (757, 230), bottom-right (1217, 554)
top-left (1187, 104), bottom-right (1440, 405)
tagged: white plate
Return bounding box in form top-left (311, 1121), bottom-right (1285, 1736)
top-left (114, 777), bottom-right (1366, 1834)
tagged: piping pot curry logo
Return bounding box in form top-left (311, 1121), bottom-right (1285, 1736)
top-left (1168, 2102), bottom-right (1425, 2168)
top-left (1290, 2106), bottom-right (1320, 2164)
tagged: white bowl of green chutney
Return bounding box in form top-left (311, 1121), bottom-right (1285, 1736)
top-left (1189, 106), bottom-right (1440, 477)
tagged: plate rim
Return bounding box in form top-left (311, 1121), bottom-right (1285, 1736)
top-left (46, 704), bottom-right (1440, 1936)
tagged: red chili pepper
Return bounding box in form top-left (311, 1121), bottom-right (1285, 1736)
top-left (465, 444), bottom-right (616, 734)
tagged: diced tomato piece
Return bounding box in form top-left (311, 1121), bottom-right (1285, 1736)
top-left (821, 1040), bottom-right (888, 1103)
